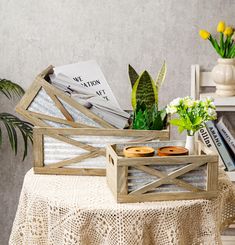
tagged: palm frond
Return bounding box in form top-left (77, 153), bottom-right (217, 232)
top-left (0, 79), bottom-right (25, 99)
top-left (0, 113), bottom-right (33, 160)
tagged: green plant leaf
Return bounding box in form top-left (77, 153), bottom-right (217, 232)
top-left (128, 65), bottom-right (139, 88)
top-left (132, 102), bottom-right (166, 130)
top-left (0, 79), bottom-right (25, 99)
top-left (178, 126), bottom-right (185, 134)
top-left (209, 36), bottom-right (222, 57)
top-left (169, 118), bottom-right (185, 127)
top-left (131, 71), bottom-right (158, 110)
top-left (152, 111), bottom-right (164, 130)
top-left (155, 61), bottom-right (167, 88)
top-left (192, 116), bottom-right (203, 126)
top-left (0, 113), bottom-right (33, 160)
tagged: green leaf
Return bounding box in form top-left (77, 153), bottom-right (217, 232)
top-left (131, 71), bottom-right (158, 110)
top-left (192, 116), bottom-right (203, 126)
top-left (0, 79), bottom-right (24, 99)
top-left (152, 111), bottom-right (164, 130)
top-left (128, 65), bottom-right (139, 88)
top-left (155, 61), bottom-right (167, 88)
top-left (220, 33), bottom-right (225, 57)
top-left (228, 44), bottom-right (235, 58)
top-left (178, 126), bottom-right (185, 134)
top-left (169, 118), bottom-right (185, 127)
top-left (132, 103), bottom-right (166, 130)
top-left (209, 37), bottom-right (222, 57)
top-left (0, 113), bottom-right (33, 160)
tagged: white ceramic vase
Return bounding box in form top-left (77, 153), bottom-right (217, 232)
top-left (211, 58), bottom-right (235, 97)
top-left (185, 135), bottom-right (195, 155)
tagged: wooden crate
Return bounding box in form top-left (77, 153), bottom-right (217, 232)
top-left (33, 127), bottom-right (169, 176)
top-left (15, 65), bottom-right (170, 133)
top-left (15, 65), bottom-right (117, 129)
top-left (106, 141), bottom-right (219, 203)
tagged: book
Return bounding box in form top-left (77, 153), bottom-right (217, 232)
top-left (216, 116), bottom-right (235, 155)
top-left (205, 121), bottom-right (235, 171)
top-left (198, 127), bottom-right (225, 169)
top-left (52, 60), bottom-right (121, 109)
top-left (49, 71), bottom-right (130, 129)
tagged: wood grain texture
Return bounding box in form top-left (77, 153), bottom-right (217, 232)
top-left (33, 127), bottom-right (167, 176)
top-left (106, 141), bottom-right (219, 203)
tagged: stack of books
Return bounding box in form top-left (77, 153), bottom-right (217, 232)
top-left (49, 60), bottom-right (130, 129)
top-left (199, 116), bottom-right (235, 173)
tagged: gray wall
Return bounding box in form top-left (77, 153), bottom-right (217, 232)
top-left (0, 0), bottom-right (234, 244)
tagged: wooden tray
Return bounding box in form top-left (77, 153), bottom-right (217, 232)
top-left (106, 140), bottom-right (219, 203)
top-left (15, 65), bottom-right (170, 137)
top-left (33, 127), bottom-right (168, 176)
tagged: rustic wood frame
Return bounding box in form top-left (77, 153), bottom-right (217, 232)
top-left (15, 65), bottom-right (116, 129)
top-left (15, 65), bottom-right (170, 135)
top-left (33, 127), bottom-right (169, 176)
top-left (106, 141), bottom-right (219, 203)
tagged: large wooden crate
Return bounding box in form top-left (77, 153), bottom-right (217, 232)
top-left (33, 127), bottom-right (169, 176)
top-left (106, 141), bottom-right (219, 203)
top-left (15, 66), bottom-right (114, 129)
top-left (16, 65), bottom-right (170, 133)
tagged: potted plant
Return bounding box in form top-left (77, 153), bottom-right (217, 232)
top-left (128, 62), bottom-right (168, 130)
top-left (199, 21), bottom-right (235, 96)
top-left (166, 96), bottom-right (217, 154)
top-left (0, 79), bottom-right (33, 160)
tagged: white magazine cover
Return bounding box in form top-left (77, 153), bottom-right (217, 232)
top-left (52, 60), bottom-right (121, 109)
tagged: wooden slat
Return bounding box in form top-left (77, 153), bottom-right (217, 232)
top-left (44, 132), bottom-right (104, 153)
top-left (133, 165), bottom-right (203, 192)
top-left (118, 155), bottom-right (218, 166)
top-left (207, 161), bottom-right (218, 191)
top-left (117, 166), bottom-right (128, 195)
top-left (46, 150), bottom-right (103, 168)
top-left (34, 166), bottom-right (105, 176)
top-left (117, 191), bottom-right (218, 203)
top-left (129, 161), bottom-right (207, 195)
top-left (33, 129), bottom-right (44, 167)
top-left (40, 78), bottom-right (115, 129)
top-left (45, 87), bottom-right (74, 121)
top-left (34, 126), bottom-right (169, 138)
top-left (200, 71), bottom-right (215, 87)
top-left (28, 111), bottom-right (92, 128)
top-left (15, 78), bottom-right (42, 111)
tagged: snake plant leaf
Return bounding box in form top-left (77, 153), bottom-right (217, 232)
top-left (128, 64), bottom-right (139, 87)
top-left (131, 71), bottom-right (158, 110)
top-left (155, 61), bottom-right (167, 88)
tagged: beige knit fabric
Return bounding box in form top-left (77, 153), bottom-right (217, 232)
top-left (9, 169), bottom-right (235, 245)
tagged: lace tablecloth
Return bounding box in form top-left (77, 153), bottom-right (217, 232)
top-left (9, 169), bottom-right (235, 245)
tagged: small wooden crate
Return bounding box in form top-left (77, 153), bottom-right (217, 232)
top-left (33, 127), bottom-right (169, 176)
top-left (106, 141), bottom-right (219, 203)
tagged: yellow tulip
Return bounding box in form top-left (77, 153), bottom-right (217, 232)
top-left (217, 21), bottom-right (226, 32)
top-left (199, 30), bottom-right (210, 40)
top-left (224, 26), bottom-right (233, 36)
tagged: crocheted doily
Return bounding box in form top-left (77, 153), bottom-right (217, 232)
top-left (9, 169), bottom-right (235, 245)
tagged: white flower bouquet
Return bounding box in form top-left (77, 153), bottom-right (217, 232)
top-left (166, 96), bottom-right (217, 136)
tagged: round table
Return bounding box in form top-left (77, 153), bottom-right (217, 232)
top-left (9, 169), bottom-right (235, 245)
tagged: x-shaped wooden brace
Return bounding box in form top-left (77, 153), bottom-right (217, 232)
top-left (44, 133), bottom-right (106, 168)
top-left (129, 161), bottom-right (207, 195)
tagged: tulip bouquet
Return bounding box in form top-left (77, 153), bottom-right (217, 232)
top-left (166, 97), bottom-right (217, 136)
top-left (199, 21), bottom-right (235, 58)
